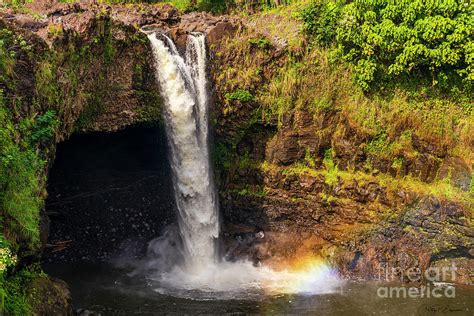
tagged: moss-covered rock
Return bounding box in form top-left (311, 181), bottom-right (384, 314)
top-left (26, 276), bottom-right (72, 316)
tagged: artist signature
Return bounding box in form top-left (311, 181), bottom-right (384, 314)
top-left (417, 304), bottom-right (467, 315)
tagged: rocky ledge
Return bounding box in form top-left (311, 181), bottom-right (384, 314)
top-left (1, 1), bottom-right (239, 135)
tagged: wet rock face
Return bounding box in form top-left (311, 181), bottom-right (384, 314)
top-left (44, 126), bottom-right (176, 263)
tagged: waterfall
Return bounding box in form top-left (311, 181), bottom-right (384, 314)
top-left (147, 32), bottom-right (219, 271)
top-left (142, 31), bottom-right (340, 298)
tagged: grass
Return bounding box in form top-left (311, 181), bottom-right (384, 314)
top-left (245, 0), bottom-right (308, 54)
top-left (261, 160), bottom-right (474, 211)
top-left (231, 185), bottom-right (267, 197)
top-left (162, 0), bottom-right (192, 11)
top-left (255, 43), bottom-right (473, 165)
top-left (0, 91), bottom-right (58, 248)
top-left (257, 47), bottom-right (353, 126)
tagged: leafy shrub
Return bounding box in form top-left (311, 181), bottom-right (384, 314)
top-left (299, 0), bottom-right (474, 94)
top-left (19, 110), bottom-right (59, 145)
top-left (225, 89), bottom-right (254, 102)
top-left (297, 0), bottom-right (343, 45)
top-left (248, 37), bottom-right (272, 49)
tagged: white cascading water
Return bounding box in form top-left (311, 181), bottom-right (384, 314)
top-left (144, 30), bottom-right (341, 298)
top-left (147, 32), bottom-right (219, 272)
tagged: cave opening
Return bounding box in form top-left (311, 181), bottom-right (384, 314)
top-left (43, 124), bottom-right (176, 264)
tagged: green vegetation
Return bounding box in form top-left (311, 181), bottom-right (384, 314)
top-left (212, 142), bottom-right (234, 171)
top-left (214, 2), bottom-right (472, 194)
top-left (298, 0), bottom-right (473, 96)
top-left (322, 148), bottom-right (338, 186)
top-left (162, 0), bottom-right (300, 13)
top-left (0, 266), bottom-right (38, 315)
top-left (296, 0), bottom-right (341, 45)
top-left (99, 0), bottom-right (230, 13)
top-left (0, 25), bottom-right (41, 316)
top-left (248, 37), bottom-right (272, 50)
top-left (0, 14), bottom-right (150, 313)
top-left (0, 92), bottom-right (57, 248)
top-left (1, 0), bottom-right (30, 10)
top-left (0, 89), bottom-right (58, 314)
top-left (262, 160), bottom-right (474, 210)
top-left (232, 185), bottom-right (267, 197)
top-left (225, 89), bottom-right (254, 103)
top-left (0, 27), bottom-right (58, 250)
top-left (258, 48), bottom-right (351, 126)
top-left (319, 192), bottom-right (337, 204)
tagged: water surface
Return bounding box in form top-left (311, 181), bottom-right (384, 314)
top-left (45, 262), bottom-right (473, 315)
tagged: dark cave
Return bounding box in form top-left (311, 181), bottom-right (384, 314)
top-left (43, 125), bottom-right (176, 263)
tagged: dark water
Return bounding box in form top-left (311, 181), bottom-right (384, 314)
top-left (44, 262), bottom-right (473, 315)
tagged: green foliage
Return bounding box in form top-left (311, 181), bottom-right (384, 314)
top-left (0, 30), bottom-right (58, 247)
top-left (0, 33), bottom-right (14, 85)
top-left (0, 266), bottom-right (39, 315)
top-left (391, 156), bottom-right (403, 170)
top-left (319, 192), bottom-right (337, 203)
top-left (297, 0), bottom-right (343, 44)
top-left (248, 37), bottom-right (272, 49)
top-left (365, 132), bottom-right (391, 155)
top-left (99, 0), bottom-right (231, 13)
top-left (470, 174), bottom-right (474, 195)
top-left (225, 89), bottom-right (254, 103)
top-left (46, 24), bottom-right (63, 39)
top-left (212, 142), bottom-right (233, 171)
top-left (304, 148), bottom-right (316, 168)
top-left (0, 92), bottom-right (58, 247)
top-left (323, 148), bottom-right (338, 186)
top-left (233, 0), bottom-right (296, 12)
top-left (311, 96), bottom-right (333, 112)
top-left (299, 0), bottom-right (474, 95)
top-left (258, 61), bottom-right (303, 127)
top-left (196, 0), bottom-right (231, 13)
top-left (0, 29), bottom-right (31, 87)
top-left (20, 110), bottom-right (59, 145)
top-left (234, 185), bottom-right (266, 197)
top-left (103, 32), bottom-right (116, 65)
top-left (75, 91), bottom-right (105, 130)
top-left (1, 0), bottom-right (31, 10)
